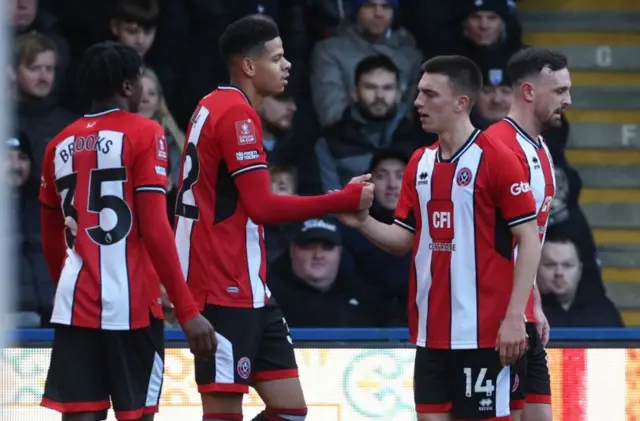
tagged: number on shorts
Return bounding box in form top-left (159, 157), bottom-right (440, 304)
top-left (463, 367), bottom-right (495, 397)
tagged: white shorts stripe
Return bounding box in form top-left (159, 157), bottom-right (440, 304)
top-left (96, 130), bottom-right (130, 329)
top-left (495, 365), bottom-right (511, 417)
top-left (214, 332), bottom-right (235, 384)
top-left (145, 351), bottom-right (164, 407)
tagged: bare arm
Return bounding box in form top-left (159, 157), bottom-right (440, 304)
top-left (358, 216), bottom-right (414, 256)
top-left (507, 219), bottom-right (541, 318)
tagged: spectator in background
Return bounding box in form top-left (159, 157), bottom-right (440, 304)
top-left (259, 88), bottom-right (298, 164)
top-left (15, 33), bottom-right (76, 169)
top-left (471, 65), bottom-right (513, 129)
top-left (537, 234), bottom-right (623, 327)
top-left (310, 0), bottom-right (422, 127)
top-left (11, 0), bottom-right (70, 98)
top-left (138, 66), bottom-right (184, 186)
top-left (268, 218), bottom-right (384, 327)
top-left (457, 0), bottom-right (522, 74)
top-left (264, 166), bottom-right (300, 263)
top-left (341, 149), bottom-right (411, 324)
top-left (4, 133), bottom-right (54, 327)
top-left (110, 0), bottom-right (177, 104)
top-left (315, 55), bottom-right (424, 191)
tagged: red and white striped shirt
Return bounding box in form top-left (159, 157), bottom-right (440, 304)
top-left (395, 130), bottom-right (537, 349)
top-left (39, 109), bottom-right (167, 330)
top-left (486, 118), bottom-right (556, 323)
top-left (174, 86), bottom-right (270, 309)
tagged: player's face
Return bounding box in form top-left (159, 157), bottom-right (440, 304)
top-left (372, 158), bottom-right (404, 210)
top-left (354, 68), bottom-right (400, 118)
top-left (111, 21), bottom-right (156, 57)
top-left (476, 85), bottom-right (514, 123)
top-left (537, 242), bottom-right (582, 299)
top-left (17, 50), bottom-right (56, 98)
top-left (414, 73), bottom-right (469, 134)
top-left (124, 68), bottom-right (144, 113)
top-left (3, 149), bottom-right (31, 187)
top-left (532, 67), bottom-right (572, 129)
top-left (356, 0), bottom-right (394, 38)
top-left (252, 37), bottom-right (291, 96)
top-left (290, 241), bottom-right (341, 292)
top-left (464, 11), bottom-right (504, 47)
top-left (138, 75), bottom-right (160, 119)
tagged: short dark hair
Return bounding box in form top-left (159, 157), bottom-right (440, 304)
top-left (355, 54), bottom-right (400, 85)
top-left (507, 47), bottom-right (568, 84)
top-left (112, 0), bottom-right (160, 30)
top-left (421, 55), bottom-right (483, 104)
top-left (77, 41), bottom-right (142, 101)
top-left (218, 15), bottom-right (280, 62)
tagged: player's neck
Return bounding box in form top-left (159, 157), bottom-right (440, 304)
top-left (229, 77), bottom-right (265, 111)
top-left (90, 98), bottom-right (126, 114)
top-left (507, 105), bottom-right (542, 140)
top-left (438, 118), bottom-right (476, 160)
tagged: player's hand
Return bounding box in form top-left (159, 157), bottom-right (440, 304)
top-left (534, 306), bottom-right (550, 346)
top-left (160, 285), bottom-right (173, 309)
top-left (346, 174), bottom-right (375, 211)
top-left (495, 315), bottom-right (528, 366)
top-left (182, 314), bottom-right (217, 360)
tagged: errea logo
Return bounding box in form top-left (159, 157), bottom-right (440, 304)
top-left (417, 171), bottom-right (429, 186)
top-left (510, 182), bottom-right (531, 196)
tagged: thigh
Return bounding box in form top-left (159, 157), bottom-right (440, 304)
top-left (451, 349), bottom-right (512, 420)
top-left (42, 325), bottom-right (110, 414)
top-left (524, 323), bottom-right (551, 404)
top-left (194, 305), bottom-right (262, 394)
top-left (104, 316), bottom-right (165, 420)
top-left (252, 302), bottom-right (299, 382)
top-left (414, 347), bottom-right (452, 414)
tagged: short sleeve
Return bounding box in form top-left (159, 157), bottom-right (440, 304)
top-left (492, 146), bottom-right (537, 227)
top-left (39, 144), bottom-right (58, 208)
top-left (393, 150), bottom-right (421, 233)
top-left (217, 105), bottom-right (268, 177)
top-left (131, 121), bottom-right (169, 194)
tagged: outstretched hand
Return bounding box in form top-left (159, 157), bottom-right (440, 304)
top-left (333, 174), bottom-right (374, 227)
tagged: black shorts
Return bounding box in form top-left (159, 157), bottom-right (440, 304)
top-left (414, 347), bottom-right (516, 419)
top-left (195, 300), bottom-right (298, 394)
top-left (511, 323), bottom-right (552, 409)
top-left (41, 317), bottom-right (164, 420)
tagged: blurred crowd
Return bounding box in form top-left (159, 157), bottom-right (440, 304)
top-left (6, 0), bottom-right (624, 329)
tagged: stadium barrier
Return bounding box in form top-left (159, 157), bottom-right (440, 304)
top-left (3, 328), bottom-right (640, 421)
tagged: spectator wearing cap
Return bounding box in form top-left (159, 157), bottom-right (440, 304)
top-left (471, 65), bottom-right (513, 129)
top-left (340, 149), bottom-right (411, 324)
top-left (310, 0), bottom-right (422, 127)
top-left (456, 0), bottom-right (523, 78)
top-left (268, 218), bottom-right (385, 327)
top-left (15, 32), bottom-right (76, 169)
top-left (315, 55), bottom-right (425, 192)
top-left (4, 132), bottom-right (55, 327)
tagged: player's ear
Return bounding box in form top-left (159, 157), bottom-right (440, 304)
top-left (109, 20), bottom-right (120, 37)
top-left (520, 82), bottom-right (535, 102)
top-left (241, 57), bottom-right (257, 78)
top-left (122, 79), bottom-right (133, 97)
top-left (456, 95), bottom-right (470, 113)
top-left (350, 87), bottom-right (358, 102)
